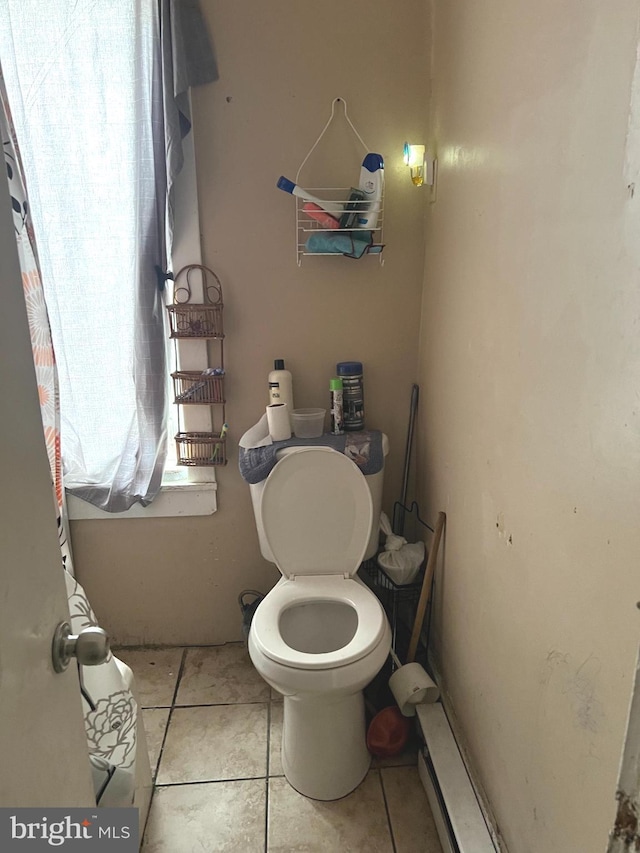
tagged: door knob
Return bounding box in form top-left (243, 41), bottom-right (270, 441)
top-left (52, 621), bottom-right (110, 673)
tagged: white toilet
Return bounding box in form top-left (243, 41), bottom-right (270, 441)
top-left (248, 444), bottom-right (391, 801)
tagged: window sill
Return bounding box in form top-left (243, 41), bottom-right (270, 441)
top-left (66, 481), bottom-right (218, 520)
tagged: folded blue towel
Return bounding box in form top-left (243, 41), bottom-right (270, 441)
top-left (238, 430), bottom-right (384, 484)
top-left (305, 231), bottom-right (382, 259)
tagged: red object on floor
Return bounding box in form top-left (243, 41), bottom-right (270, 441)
top-left (366, 706), bottom-right (411, 757)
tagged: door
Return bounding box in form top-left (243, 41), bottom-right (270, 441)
top-left (607, 649), bottom-right (640, 852)
top-left (0, 174), bottom-right (95, 806)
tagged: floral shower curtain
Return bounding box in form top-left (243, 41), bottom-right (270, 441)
top-left (1, 64), bottom-right (138, 806)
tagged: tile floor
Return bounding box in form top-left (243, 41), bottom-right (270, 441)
top-left (118, 643), bottom-right (443, 852)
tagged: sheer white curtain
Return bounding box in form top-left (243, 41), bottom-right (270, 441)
top-left (0, 0), bottom-right (216, 511)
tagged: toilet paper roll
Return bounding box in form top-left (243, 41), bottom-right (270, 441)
top-left (266, 403), bottom-right (291, 441)
top-left (389, 663), bottom-right (440, 717)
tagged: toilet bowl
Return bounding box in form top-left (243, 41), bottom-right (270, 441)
top-left (247, 446), bottom-right (391, 801)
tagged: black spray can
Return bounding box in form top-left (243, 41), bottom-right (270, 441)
top-left (336, 361), bottom-right (364, 431)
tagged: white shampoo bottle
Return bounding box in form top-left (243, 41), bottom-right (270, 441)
top-left (356, 153), bottom-right (384, 230)
top-left (268, 359), bottom-right (294, 414)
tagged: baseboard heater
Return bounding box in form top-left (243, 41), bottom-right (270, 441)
top-left (416, 703), bottom-right (498, 853)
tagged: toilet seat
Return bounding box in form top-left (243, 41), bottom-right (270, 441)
top-left (260, 446), bottom-right (373, 578)
top-left (251, 575), bottom-right (387, 671)
top-left (254, 447), bottom-right (385, 671)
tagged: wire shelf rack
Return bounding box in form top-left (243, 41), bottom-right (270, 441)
top-left (359, 557), bottom-right (426, 665)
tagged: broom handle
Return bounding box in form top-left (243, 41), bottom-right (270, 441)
top-left (407, 511), bottom-right (446, 664)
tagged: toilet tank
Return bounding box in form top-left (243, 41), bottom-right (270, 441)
top-left (249, 433), bottom-right (389, 564)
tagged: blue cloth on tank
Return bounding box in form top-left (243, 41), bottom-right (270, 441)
top-left (238, 429), bottom-right (384, 484)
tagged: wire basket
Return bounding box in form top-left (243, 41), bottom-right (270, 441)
top-left (167, 303), bottom-right (223, 339)
top-left (167, 264), bottom-right (224, 339)
top-left (175, 432), bottom-right (227, 466)
top-left (172, 371), bottom-right (225, 405)
top-left (359, 557), bottom-right (426, 664)
top-left (292, 98), bottom-right (384, 266)
top-left (359, 559), bottom-right (424, 611)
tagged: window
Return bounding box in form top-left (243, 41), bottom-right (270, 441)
top-left (1, 0), bottom-right (217, 514)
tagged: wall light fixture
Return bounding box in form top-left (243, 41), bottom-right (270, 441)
top-left (403, 143), bottom-right (435, 187)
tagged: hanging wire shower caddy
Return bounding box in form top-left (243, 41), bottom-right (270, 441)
top-left (294, 97), bottom-right (384, 266)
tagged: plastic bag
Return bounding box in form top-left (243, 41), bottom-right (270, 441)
top-left (377, 512), bottom-right (425, 585)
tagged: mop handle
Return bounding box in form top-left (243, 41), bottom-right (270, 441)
top-left (393, 384), bottom-right (420, 536)
top-left (400, 384), bottom-right (419, 507)
top-left (407, 511), bottom-right (446, 664)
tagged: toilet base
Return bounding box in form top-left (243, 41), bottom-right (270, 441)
top-left (281, 691), bottom-right (371, 801)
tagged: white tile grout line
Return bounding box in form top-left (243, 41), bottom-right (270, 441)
top-left (377, 769), bottom-right (399, 853)
top-left (142, 700), bottom-right (271, 710)
top-left (263, 777), bottom-right (270, 852)
top-left (170, 648), bottom-right (189, 707)
top-left (264, 701), bottom-right (271, 852)
top-left (141, 648), bottom-right (189, 847)
top-left (154, 775), bottom-right (271, 788)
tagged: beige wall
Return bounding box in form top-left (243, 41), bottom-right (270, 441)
top-left (73, 0), bottom-right (430, 646)
top-left (419, 1), bottom-right (640, 851)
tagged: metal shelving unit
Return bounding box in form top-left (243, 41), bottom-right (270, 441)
top-left (167, 264), bottom-right (227, 466)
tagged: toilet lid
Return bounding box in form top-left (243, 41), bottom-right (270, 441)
top-left (260, 447), bottom-right (373, 578)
